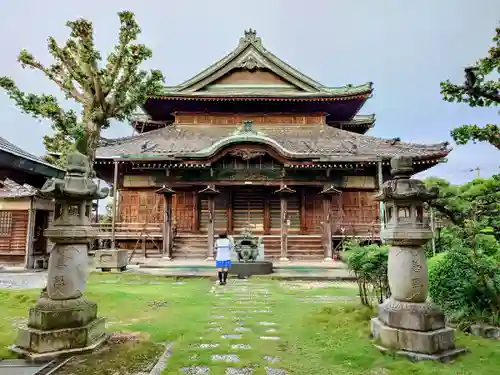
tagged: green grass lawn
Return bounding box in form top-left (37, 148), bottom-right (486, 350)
top-left (1, 274), bottom-right (500, 374)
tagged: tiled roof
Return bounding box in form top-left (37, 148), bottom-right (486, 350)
top-left (0, 137), bottom-right (64, 172)
top-left (162, 29), bottom-right (373, 97)
top-left (96, 124), bottom-right (450, 162)
top-left (0, 178), bottom-right (38, 199)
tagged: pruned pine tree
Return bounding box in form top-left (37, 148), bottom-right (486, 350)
top-left (440, 25), bottom-right (499, 150)
top-left (0, 11), bottom-right (165, 168)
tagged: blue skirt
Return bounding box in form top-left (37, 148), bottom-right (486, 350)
top-left (216, 260), bottom-right (232, 268)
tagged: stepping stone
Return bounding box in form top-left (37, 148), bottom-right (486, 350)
top-left (226, 368), bottom-right (253, 375)
top-left (264, 356), bottom-right (281, 363)
top-left (181, 366), bottom-right (210, 374)
top-left (192, 343), bottom-right (220, 348)
top-left (230, 310), bottom-right (248, 313)
top-left (265, 368), bottom-right (287, 375)
top-left (234, 326), bottom-right (251, 332)
top-left (211, 354), bottom-right (240, 362)
top-left (212, 315), bottom-right (225, 319)
top-left (231, 344), bottom-right (252, 349)
top-left (173, 281), bottom-right (186, 285)
top-left (207, 327), bottom-right (222, 331)
top-left (253, 310), bottom-right (271, 313)
top-left (233, 315), bottom-right (251, 323)
top-left (266, 328), bottom-right (277, 333)
top-left (222, 334), bottom-right (242, 339)
top-left (258, 322), bottom-right (276, 326)
top-left (208, 321), bottom-right (218, 325)
top-left (260, 336), bottom-right (280, 340)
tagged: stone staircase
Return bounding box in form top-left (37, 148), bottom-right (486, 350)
top-left (172, 234), bottom-right (208, 259)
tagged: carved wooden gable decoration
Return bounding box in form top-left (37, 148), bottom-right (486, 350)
top-left (166, 29), bottom-right (329, 94)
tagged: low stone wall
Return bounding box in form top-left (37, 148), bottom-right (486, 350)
top-left (468, 324), bottom-right (500, 340)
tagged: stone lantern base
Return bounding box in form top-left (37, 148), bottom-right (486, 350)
top-left (9, 296), bottom-right (108, 361)
top-left (371, 298), bottom-right (468, 361)
top-left (94, 248), bottom-right (128, 272)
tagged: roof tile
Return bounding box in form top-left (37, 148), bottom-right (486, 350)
top-left (96, 124), bottom-right (449, 161)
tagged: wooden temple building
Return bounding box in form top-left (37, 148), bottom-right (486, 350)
top-left (0, 137), bottom-right (65, 267)
top-left (94, 29), bottom-right (450, 261)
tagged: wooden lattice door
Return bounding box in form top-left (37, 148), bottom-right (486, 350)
top-left (232, 187), bottom-right (265, 234)
top-left (269, 194), bottom-right (300, 234)
top-left (199, 188), bottom-right (229, 233)
top-left (303, 189), bottom-right (323, 234)
top-left (173, 190), bottom-right (196, 232)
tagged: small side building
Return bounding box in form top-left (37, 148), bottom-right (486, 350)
top-left (0, 137), bottom-right (65, 268)
top-left (0, 179), bottom-right (54, 267)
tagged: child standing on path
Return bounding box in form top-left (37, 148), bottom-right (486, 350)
top-left (214, 232), bottom-right (233, 285)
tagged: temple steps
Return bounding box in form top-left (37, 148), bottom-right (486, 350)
top-left (263, 235), bottom-right (325, 260)
top-left (167, 234), bottom-right (325, 261)
top-left (172, 235), bottom-right (208, 259)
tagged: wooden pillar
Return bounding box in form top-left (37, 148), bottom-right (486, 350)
top-left (280, 197), bottom-right (288, 261)
top-left (198, 185), bottom-right (220, 260)
top-left (156, 186), bottom-right (176, 260)
top-left (299, 188), bottom-right (306, 234)
top-left (263, 192), bottom-right (271, 235)
top-left (207, 196), bottom-right (215, 259)
top-left (24, 198), bottom-right (36, 269)
top-left (319, 185), bottom-right (341, 261)
top-left (227, 188), bottom-right (233, 234)
top-left (377, 160), bottom-right (385, 232)
top-left (111, 160), bottom-right (119, 248)
top-left (275, 185), bottom-right (296, 262)
top-left (323, 197), bottom-right (333, 260)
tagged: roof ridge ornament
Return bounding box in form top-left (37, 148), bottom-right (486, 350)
top-left (239, 28), bottom-right (262, 47)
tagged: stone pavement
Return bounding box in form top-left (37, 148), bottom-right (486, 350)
top-left (0, 359), bottom-right (44, 375)
top-left (0, 272), bottom-right (47, 289)
top-left (0, 261), bottom-right (355, 288)
top-left (180, 279), bottom-right (287, 374)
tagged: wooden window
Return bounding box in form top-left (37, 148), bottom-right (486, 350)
top-left (0, 211), bottom-right (13, 236)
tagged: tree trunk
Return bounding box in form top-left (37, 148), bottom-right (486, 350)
top-left (83, 121), bottom-right (101, 171)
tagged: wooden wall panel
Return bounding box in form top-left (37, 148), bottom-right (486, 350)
top-left (174, 113), bottom-right (325, 126)
top-left (332, 191), bottom-right (379, 235)
top-left (0, 210), bottom-right (28, 261)
top-left (119, 190), bottom-right (164, 224)
top-left (210, 68), bottom-right (295, 86)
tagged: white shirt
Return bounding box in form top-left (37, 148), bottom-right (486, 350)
top-left (215, 238), bottom-right (233, 261)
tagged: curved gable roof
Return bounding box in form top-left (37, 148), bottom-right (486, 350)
top-left (96, 124), bottom-right (450, 163)
top-left (158, 29), bottom-right (373, 97)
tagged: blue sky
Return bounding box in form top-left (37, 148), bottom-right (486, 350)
top-left (0, 0), bottom-right (498, 183)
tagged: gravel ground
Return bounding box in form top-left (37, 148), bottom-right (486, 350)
top-left (0, 272), bottom-right (47, 290)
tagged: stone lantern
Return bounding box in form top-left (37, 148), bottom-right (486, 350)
top-left (11, 152), bottom-right (109, 360)
top-left (370, 156), bottom-right (467, 361)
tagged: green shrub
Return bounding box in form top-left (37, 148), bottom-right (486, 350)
top-left (345, 241), bottom-right (390, 307)
top-left (428, 247), bottom-right (500, 326)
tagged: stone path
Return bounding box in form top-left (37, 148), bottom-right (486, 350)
top-left (180, 279), bottom-right (288, 374)
top-left (0, 272), bottom-right (47, 290)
